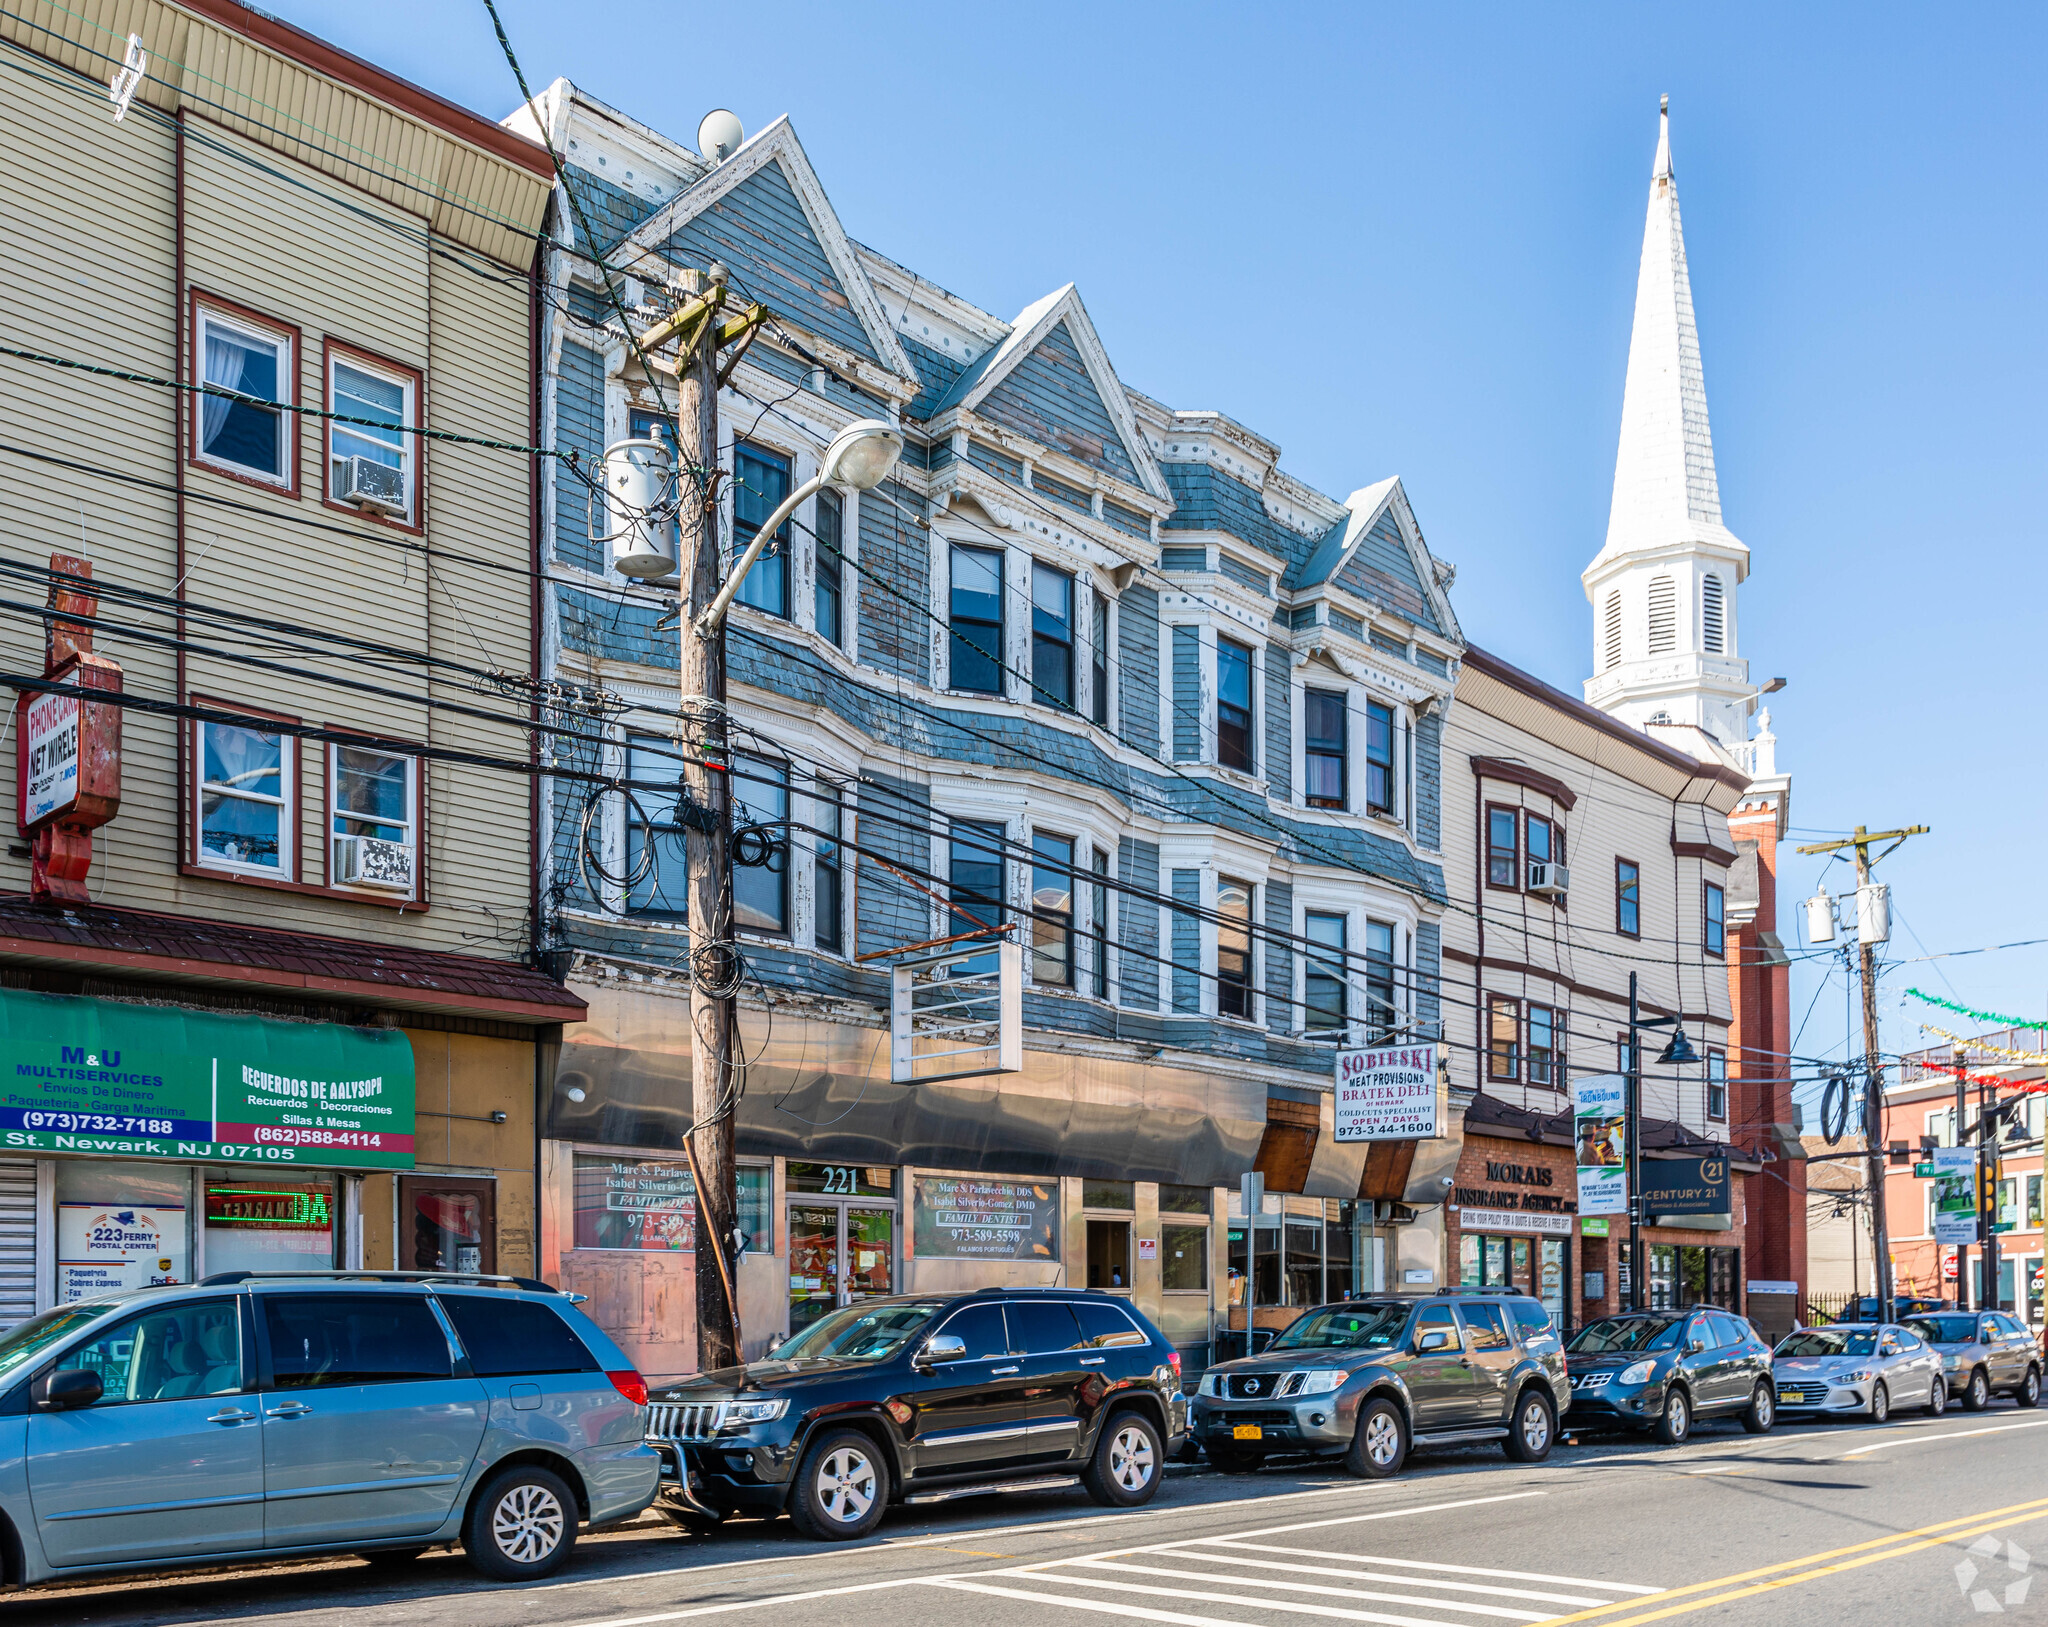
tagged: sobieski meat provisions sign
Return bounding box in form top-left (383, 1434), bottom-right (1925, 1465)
top-left (0, 987), bottom-right (414, 1168)
top-left (1333, 1044), bottom-right (1442, 1141)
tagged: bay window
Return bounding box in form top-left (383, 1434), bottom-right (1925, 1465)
top-left (1030, 831), bottom-right (1075, 985)
top-left (1364, 920), bottom-right (1397, 1042)
top-left (948, 545), bottom-right (1004, 694)
top-left (1305, 690), bottom-right (1346, 809)
top-left (1031, 562), bottom-right (1074, 710)
top-left (1304, 911), bottom-right (1347, 1036)
top-left (1217, 639), bottom-right (1254, 772)
top-left (1217, 876), bottom-right (1253, 1019)
top-left (1364, 700), bottom-right (1394, 815)
top-left (733, 443), bottom-right (791, 618)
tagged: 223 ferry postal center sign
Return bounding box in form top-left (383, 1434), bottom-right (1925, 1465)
top-left (0, 988), bottom-right (415, 1168)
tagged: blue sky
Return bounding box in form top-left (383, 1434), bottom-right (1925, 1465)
top-left (282, 0), bottom-right (2048, 1079)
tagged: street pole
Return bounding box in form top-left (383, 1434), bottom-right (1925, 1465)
top-left (1627, 972), bottom-right (1642, 1313)
top-left (1980, 1073), bottom-right (2001, 1313)
top-left (1955, 1058), bottom-right (1970, 1311)
top-left (674, 270), bottom-right (743, 1374)
top-left (1851, 836), bottom-right (1894, 1325)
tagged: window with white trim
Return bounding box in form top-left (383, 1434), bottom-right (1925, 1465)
top-left (197, 720), bottom-right (292, 876)
top-left (330, 744), bottom-right (418, 896)
top-left (196, 308), bottom-right (291, 486)
top-left (328, 353), bottom-right (416, 521)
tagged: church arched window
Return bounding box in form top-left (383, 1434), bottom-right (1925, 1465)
top-left (1701, 574), bottom-right (1725, 654)
top-left (1602, 591), bottom-right (1623, 670)
top-left (1647, 576), bottom-right (1676, 654)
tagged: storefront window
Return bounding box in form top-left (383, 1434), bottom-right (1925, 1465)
top-left (1648, 1243), bottom-right (1677, 1310)
top-left (204, 1176), bottom-right (336, 1276)
top-left (1160, 1183), bottom-right (1210, 1215)
top-left (571, 1155), bottom-right (770, 1252)
top-left (1539, 1238), bottom-right (1566, 1324)
top-left (1285, 1218), bottom-right (1322, 1305)
top-left (56, 1163), bottom-right (192, 1302)
top-left (1083, 1179), bottom-right (1134, 1210)
top-left (787, 1162), bottom-right (893, 1198)
top-left (1161, 1223), bottom-right (1207, 1291)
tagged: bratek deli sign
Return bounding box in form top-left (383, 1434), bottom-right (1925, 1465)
top-left (0, 988), bottom-right (416, 1169)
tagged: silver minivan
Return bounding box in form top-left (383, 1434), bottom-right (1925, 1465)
top-left (0, 1272), bottom-right (659, 1585)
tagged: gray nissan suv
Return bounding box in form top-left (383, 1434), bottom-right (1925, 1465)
top-left (0, 1272), bottom-right (659, 1585)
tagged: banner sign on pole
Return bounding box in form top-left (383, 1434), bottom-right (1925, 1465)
top-left (1333, 1043), bottom-right (1440, 1141)
top-left (1932, 1170), bottom-right (1980, 1245)
top-left (1572, 1073), bottom-right (1628, 1217)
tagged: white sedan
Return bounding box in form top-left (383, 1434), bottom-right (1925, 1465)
top-left (1771, 1323), bottom-right (1947, 1422)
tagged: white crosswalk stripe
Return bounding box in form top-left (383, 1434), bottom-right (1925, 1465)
top-left (917, 1533), bottom-right (1662, 1627)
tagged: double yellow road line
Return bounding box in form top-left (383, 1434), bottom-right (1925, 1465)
top-left (1543, 1494), bottom-right (2048, 1627)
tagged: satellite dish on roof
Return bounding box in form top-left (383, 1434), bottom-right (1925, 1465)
top-left (698, 109), bottom-right (743, 164)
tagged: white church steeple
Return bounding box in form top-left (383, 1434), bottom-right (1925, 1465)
top-left (1584, 97), bottom-right (1753, 749)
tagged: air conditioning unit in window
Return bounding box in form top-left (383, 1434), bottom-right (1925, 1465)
top-left (1526, 862), bottom-right (1570, 898)
top-left (333, 834), bottom-right (414, 892)
top-left (339, 455), bottom-right (406, 516)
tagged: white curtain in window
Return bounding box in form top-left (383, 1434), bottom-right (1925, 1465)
top-left (202, 330), bottom-right (244, 450)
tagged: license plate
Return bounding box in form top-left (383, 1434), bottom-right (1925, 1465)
top-left (1232, 1424), bottom-right (1263, 1441)
top-left (1777, 1388), bottom-right (1801, 1402)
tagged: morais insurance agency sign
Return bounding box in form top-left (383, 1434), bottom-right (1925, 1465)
top-left (1334, 1043), bottom-right (1442, 1141)
top-left (0, 988), bottom-right (414, 1168)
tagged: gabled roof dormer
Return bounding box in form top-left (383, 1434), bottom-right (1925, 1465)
top-left (1288, 477), bottom-right (1460, 642)
top-left (612, 116), bottom-right (915, 396)
top-left (927, 284), bottom-right (1168, 502)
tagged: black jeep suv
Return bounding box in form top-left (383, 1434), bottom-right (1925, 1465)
top-left (646, 1289), bottom-right (1187, 1540)
top-left (1192, 1288), bottom-right (1568, 1477)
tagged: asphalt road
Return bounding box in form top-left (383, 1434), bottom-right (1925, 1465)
top-left (11, 1404), bottom-right (2048, 1627)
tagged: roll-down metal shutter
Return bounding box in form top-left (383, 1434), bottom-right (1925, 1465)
top-left (0, 1161), bottom-right (39, 1328)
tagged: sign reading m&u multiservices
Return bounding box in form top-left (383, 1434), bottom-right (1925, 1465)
top-left (0, 988), bottom-right (414, 1168)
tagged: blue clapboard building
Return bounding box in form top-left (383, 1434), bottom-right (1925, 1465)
top-left (511, 83), bottom-right (1466, 1377)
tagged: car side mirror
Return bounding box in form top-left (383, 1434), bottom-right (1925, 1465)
top-left (31, 1368), bottom-right (102, 1411)
top-left (917, 1334), bottom-right (967, 1368)
top-left (1417, 1329), bottom-right (1452, 1354)
top-left (1686, 1337), bottom-right (1707, 1355)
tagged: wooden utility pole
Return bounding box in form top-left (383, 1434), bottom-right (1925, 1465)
top-left (1795, 824), bottom-right (1928, 1324)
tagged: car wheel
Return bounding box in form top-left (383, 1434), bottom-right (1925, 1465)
top-left (1206, 1443), bottom-right (1265, 1474)
top-left (1504, 1389), bottom-right (1554, 1463)
top-left (1926, 1375), bottom-right (1948, 1416)
top-left (1964, 1367), bottom-right (1991, 1411)
top-left (1869, 1381), bottom-right (1890, 1424)
top-left (787, 1429), bottom-right (889, 1542)
top-left (462, 1465), bottom-right (577, 1581)
top-left (1344, 1396), bottom-right (1409, 1479)
top-left (1083, 1411), bottom-right (1163, 1507)
top-left (1655, 1387), bottom-right (1691, 1446)
top-left (2019, 1367), bottom-right (2042, 1409)
top-left (1741, 1382), bottom-right (1775, 1435)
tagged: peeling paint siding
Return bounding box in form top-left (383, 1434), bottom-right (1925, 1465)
top-left (1160, 460), bottom-right (1316, 581)
top-left (966, 440), bottom-right (1023, 485)
top-left (855, 476), bottom-right (928, 682)
top-left (1102, 500), bottom-right (1149, 540)
top-left (1170, 868), bottom-right (1202, 1014)
top-left (1264, 880), bottom-right (1294, 1033)
top-left (900, 333), bottom-right (964, 421)
top-left (1117, 585), bottom-right (1161, 759)
top-left (561, 163), bottom-right (660, 254)
top-left (1116, 836), bottom-right (1161, 1011)
top-left (1264, 643), bottom-right (1292, 804)
top-left (1033, 469), bottom-right (1092, 516)
top-left (974, 320), bottom-right (1139, 483)
top-left (856, 773), bottom-right (931, 958)
top-left (1414, 919), bottom-right (1442, 1039)
top-left (559, 585), bottom-right (674, 663)
top-left (659, 158), bottom-right (879, 362)
top-left (1171, 625), bottom-right (1202, 761)
top-left (1334, 509), bottom-right (1440, 632)
top-left (1414, 709), bottom-right (1443, 852)
top-left (555, 339), bottom-right (606, 571)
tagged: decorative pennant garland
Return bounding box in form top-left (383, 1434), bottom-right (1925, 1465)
top-left (1905, 988), bottom-right (2047, 1031)
top-left (1913, 1055), bottom-right (2048, 1095)
top-left (1919, 1022), bottom-right (2048, 1069)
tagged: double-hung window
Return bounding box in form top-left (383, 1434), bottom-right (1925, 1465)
top-left (197, 720), bottom-right (291, 876)
top-left (331, 744), bottom-right (417, 895)
top-left (1486, 807), bottom-right (1519, 888)
top-left (1032, 563), bottom-right (1074, 710)
top-left (1216, 877), bottom-right (1253, 1019)
top-left (1089, 847), bottom-right (1110, 999)
top-left (1526, 815), bottom-right (1555, 885)
top-left (1304, 912), bottom-right (1347, 1036)
top-left (1364, 920), bottom-right (1397, 1042)
top-left (1706, 1049), bottom-right (1728, 1120)
top-left (1030, 831), bottom-right (1075, 985)
top-left (1488, 995), bottom-right (1520, 1081)
top-left (1090, 591), bottom-right (1110, 728)
top-left (196, 306), bottom-right (292, 487)
top-left (949, 545), bottom-right (1004, 694)
top-left (1703, 880), bottom-right (1726, 957)
top-left (1616, 859), bottom-right (1641, 937)
top-left (1217, 639), bottom-right (1254, 772)
top-left (1364, 701), bottom-right (1395, 815)
top-left (328, 349), bottom-right (416, 523)
top-left (1527, 1003), bottom-right (1559, 1087)
top-left (625, 736), bottom-right (687, 919)
top-left (948, 820), bottom-right (1006, 974)
top-left (814, 489), bottom-right (844, 647)
top-left (733, 754), bottom-right (789, 934)
top-left (1304, 691), bottom-right (1346, 809)
top-left (732, 443), bottom-right (791, 618)
top-left (814, 778), bottom-right (844, 954)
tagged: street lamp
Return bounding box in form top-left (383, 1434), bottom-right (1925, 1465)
top-left (1626, 973), bottom-right (1698, 1309)
top-left (699, 417), bottom-right (903, 632)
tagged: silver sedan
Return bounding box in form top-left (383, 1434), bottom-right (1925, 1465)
top-left (1771, 1322), bottom-right (1947, 1422)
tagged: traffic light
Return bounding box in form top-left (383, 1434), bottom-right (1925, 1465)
top-left (1979, 1155), bottom-right (2002, 1209)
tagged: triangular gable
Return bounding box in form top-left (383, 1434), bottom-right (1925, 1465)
top-left (614, 116), bottom-right (913, 384)
top-left (929, 284), bottom-right (1166, 500)
top-left (1297, 479), bottom-right (1459, 641)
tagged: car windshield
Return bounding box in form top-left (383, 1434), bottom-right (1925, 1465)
top-left (1907, 1315), bottom-right (1978, 1344)
top-left (1268, 1303), bottom-right (1411, 1351)
top-left (1777, 1328), bottom-right (1878, 1357)
top-left (1567, 1315), bottom-right (1683, 1354)
top-left (0, 1303), bottom-right (119, 1382)
top-left (771, 1300), bottom-right (943, 1362)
